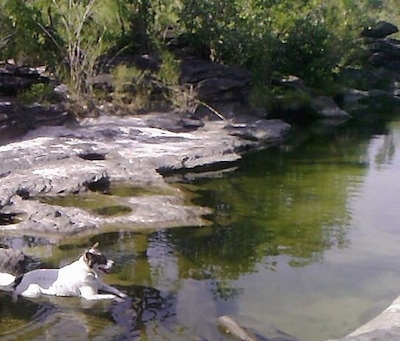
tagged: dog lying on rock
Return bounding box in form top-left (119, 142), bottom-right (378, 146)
top-left (0, 242), bottom-right (127, 300)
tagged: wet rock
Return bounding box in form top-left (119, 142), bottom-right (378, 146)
top-left (341, 88), bottom-right (396, 111)
top-left (329, 328), bottom-right (400, 341)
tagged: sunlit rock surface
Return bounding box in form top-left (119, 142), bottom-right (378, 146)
top-left (0, 113), bottom-right (289, 237)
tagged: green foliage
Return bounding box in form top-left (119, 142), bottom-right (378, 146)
top-left (156, 49), bottom-right (184, 107)
top-left (17, 83), bottom-right (56, 105)
top-left (51, 0), bottom-right (122, 102)
top-left (0, 0), bottom-right (398, 115)
top-left (179, 0), bottom-right (278, 78)
top-left (111, 64), bottom-right (152, 110)
top-left (178, 0), bottom-right (397, 87)
top-left (248, 83), bottom-right (274, 111)
top-left (157, 49), bottom-right (180, 87)
top-left (278, 14), bottom-right (337, 85)
top-left (1, 0), bottom-right (58, 64)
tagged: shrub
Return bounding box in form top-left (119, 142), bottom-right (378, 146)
top-left (111, 64), bottom-right (153, 110)
top-left (1, 0), bottom-right (399, 116)
top-left (17, 83), bottom-right (56, 105)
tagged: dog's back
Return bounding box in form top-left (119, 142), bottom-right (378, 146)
top-left (0, 272), bottom-right (16, 287)
top-left (14, 269), bottom-right (60, 295)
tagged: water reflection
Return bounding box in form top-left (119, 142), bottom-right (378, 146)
top-left (1, 117), bottom-right (400, 340)
top-left (0, 284), bottom-right (177, 341)
top-left (172, 123), bottom-right (373, 269)
top-left (372, 121), bottom-right (400, 168)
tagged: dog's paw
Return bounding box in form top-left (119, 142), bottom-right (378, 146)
top-left (113, 295), bottom-right (126, 303)
top-left (118, 292), bottom-right (128, 299)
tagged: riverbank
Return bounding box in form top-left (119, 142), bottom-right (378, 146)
top-left (0, 110), bottom-right (289, 239)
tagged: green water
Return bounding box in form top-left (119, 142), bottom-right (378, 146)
top-left (1, 117), bottom-right (400, 340)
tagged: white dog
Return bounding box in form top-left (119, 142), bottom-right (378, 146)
top-left (0, 242), bottom-right (127, 300)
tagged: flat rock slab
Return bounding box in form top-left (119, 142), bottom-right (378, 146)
top-left (0, 113), bottom-right (290, 239)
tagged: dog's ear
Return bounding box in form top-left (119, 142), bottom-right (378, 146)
top-left (84, 251), bottom-right (94, 267)
top-left (91, 242), bottom-right (99, 250)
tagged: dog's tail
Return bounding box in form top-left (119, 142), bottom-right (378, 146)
top-left (0, 272), bottom-right (16, 287)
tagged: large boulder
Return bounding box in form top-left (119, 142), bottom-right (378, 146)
top-left (368, 38), bottom-right (400, 69)
top-left (0, 98), bottom-right (72, 145)
top-left (310, 96), bottom-right (351, 119)
top-left (0, 62), bottom-right (50, 96)
top-left (361, 21), bottom-right (398, 39)
top-left (225, 117), bottom-right (290, 143)
top-left (180, 57), bottom-right (252, 103)
top-left (360, 21), bottom-right (400, 73)
top-left (167, 33), bottom-right (212, 60)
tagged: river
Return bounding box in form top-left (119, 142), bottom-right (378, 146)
top-left (1, 113), bottom-right (400, 340)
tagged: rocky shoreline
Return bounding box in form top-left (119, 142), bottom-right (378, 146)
top-left (0, 110), bottom-right (290, 240)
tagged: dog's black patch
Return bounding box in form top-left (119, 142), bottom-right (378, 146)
top-left (12, 274), bottom-right (24, 289)
top-left (85, 252), bottom-right (108, 268)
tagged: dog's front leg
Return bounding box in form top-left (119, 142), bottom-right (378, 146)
top-left (79, 285), bottom-right (118, 300)
top-left (98, 282), bottom-right (127, 298)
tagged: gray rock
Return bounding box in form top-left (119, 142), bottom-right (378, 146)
top-left (0, 248), bottom-right (39, 275)
top-left (361, 21), bottom-right (399, 39)
top-left (0, 98), bottom-right (72, 145)
top-left (0, 62), bottom-right (50, 96)
top-left (192, 101), bottom-right (260, 121)
top-left (0, 113), bottom-right (289, 238)
top-left (145, 114), bottom-right (204, 133)
top-left (180, 58), bottom-right (251, 102)
top-left (272, 75), bottom-right (308, 91)
top-left (342, 89), bottom-right (370, 109)
top-left (371, 38), bottom-right (400, 59)
top-left (226, 117), bottom-right (290, 143)
top-left (310, 96), bottom-right (351, 119)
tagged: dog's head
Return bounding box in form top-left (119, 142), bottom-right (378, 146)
top-left (83, 242), bottom-right (114, 274)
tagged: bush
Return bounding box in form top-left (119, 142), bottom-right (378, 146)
top-left (0, 0), bottom-right (398, 116)
top-left (111, 64), bottom-right (152, 110)
top-left (17, 83), bottom-right (57, 105)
